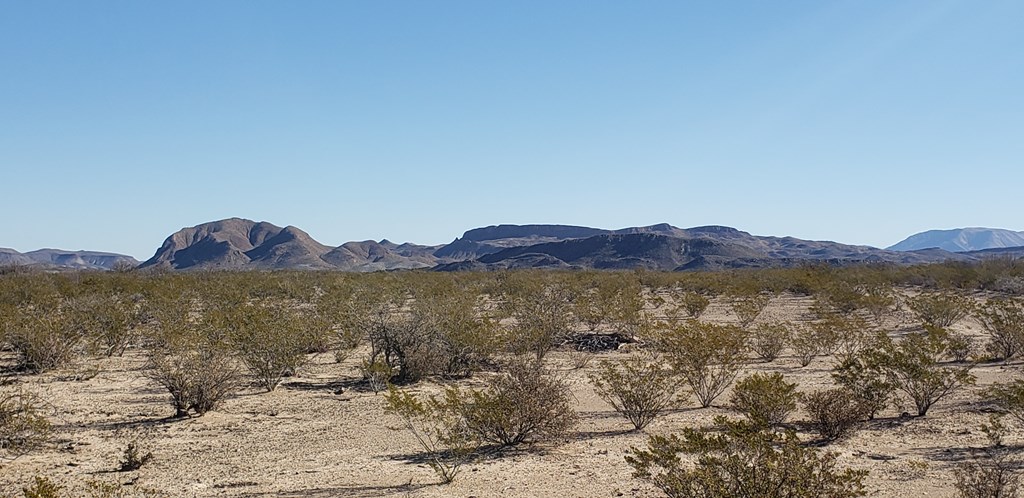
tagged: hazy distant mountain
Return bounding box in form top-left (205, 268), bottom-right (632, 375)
top-left (0, 248), bottom-right (138, 270)
top-left (888, 228), bottom-right (1024, 252)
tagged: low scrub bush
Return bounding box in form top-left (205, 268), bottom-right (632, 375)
top-left (831, 335), bottom-right (894, 420)
top-left (987, 379), bottom-right (1024, 425)
top-left (385, 386), bottom-right (479, 484)
top-left (148, 345), bottom-right (239, 417)
top-left (117, 441), bottom-right (153, 471)
top-left (215, 303), bottom-right (312, 392)
top-left (588, 354), bottom-right (679, 431)
top-left (626, 417), bottom-right (867, 497)
top-left (869, 327), bottom-right (975, 416)
top-left (454, 359), bottom-right (578, 447)
top-left (749, 322), bottom-right (790, 362)
top-left (791, 325), bottom-right (821, 367)
top-left (908, 292), bottom-right (973, 327)
top-left (729, 292), bottom-right (771, 328)
top-left (1, 388), bottom-right (51, 458)
top-left (954, 416), bottom-right (1021, 498)
top-left (977, 298), bottom-right (1024, 361)
top-left (729, 372), bottom-right (799, 427)
top-left (803, 388), bottom-right (867, 442)
top-left (8, 300), bottom-right (89, 373)
top-left (657, 321), bottom-right (748, 408)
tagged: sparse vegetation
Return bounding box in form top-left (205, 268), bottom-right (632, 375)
top-left (0, 389), bottom-right (51, 458)
top-left (729, 372), bottom-right (799, 427)
top-left (977, 298), bottom-right (1024, 361)
top-left (588, 354), bottom-right (679, 431)
top-left (657, 321), bottom-right (748, 408)
top-left (453, 359), bottom-right (578, 447)
top-left (117, 441), bottom-right (153, 472)
top-left (748, 322), bottom-right (790, 362)
top-left (626, 417), bottom-right (867, 497)
top-left (908, 292), bottom-right (973, 328)
top-left (385, 386), bottom-right (479, 484)
top-left (870, 327), bottom-right (975, 416)
top-left (803, 388), bottom-right (867, 442)
top-left (953, 416), bottom-right (1021, 498)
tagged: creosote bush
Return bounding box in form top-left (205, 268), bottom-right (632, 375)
top-left (831, 334), bottom-right (894, 420)
top-left (626, 417), bottom-right (867, 498)
top-left (908, 292), bottom-right (973, 327)
top-left (869, 326), bottom-right (975, 416)
top-left (588, 353), bottom-right (679, 431)
top-left (791, 325), bottom-right (821, 368)
top-left (977, 298), bottom-right (1024, 361)
top-left (749, 322), bottom-right (790, 362)
top-left (1, 388), bottom-right (51, 458)
top-left (148, 345), bottom-right (239, 418)
top-left (384, 386), bottom-right (479, 484)
top-left (8, 300), bottom-right (89, 373)
top-left (987, 379), bottom-right (1024, 425)
top-left (729, 292), bottom-right (771, 328)
top-left (803, 388), bottom-right (867, 442)
top-left (215, 303), bottom-right (312, 392)
top-left (729, 372), bottom-right (799, 427)
top-left (453, 359), bottom-right (578, 447)
top-left (657, 321), bottom-right (748, 408)
top-left (953, 416), bottom-right (1021, 498)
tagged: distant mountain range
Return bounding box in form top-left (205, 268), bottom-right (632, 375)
top-left (131, 218), bottom-right (1022, 272)
top-left (6, 221), bottom-right (1020, 272)
top-left (0, 248), bottom-right (138, 271)
top-left (888, 228), bottom-right (1024, 252)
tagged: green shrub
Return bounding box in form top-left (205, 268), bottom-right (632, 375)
top-left (791, 325), bottom-right (821, 368)
top-left (729, 372), bottom-right (800, 427)
top-left (953, 416), bottom-right (1020, 498)
top-left (729, 293), bottom-right (771, 328)
top-left (869, 327), bottom-right (975, 416)
top-left (455, 359), bottom-right (578, 447)
top-left (0, 388), bottom-right (51, 457)
top-left (215, 303), bottom-right (312, 392)
top-left (676, 290), bottom-right (710, 320)
top-left (147, 345), bottom-right (239, 417)
top-left (626, 417), bottom-right (867, 498)
top-left (831, 336), bottom-right (894, 420)
top-left (23, 476), bottom-right (62, 498)
top-left (657, 321), bottom-right (748, 408)
top-left (503, 282), bottom-right (575, 361)
top-left (986, 379), bottom-right (1024, 425)
top-left (385, 386), bottom-right (479, 484)
top-left (749, 322), bottom-right (790, 362)
top-left (588, 354), bottom-right (679, 431)
top-left (803, 388), bottom-right (866, 442)
top-left (977, 299), bottom-right (1024, 361)
top-left (908, 292), bottom-right (973, 327)
top-left (8, 300), bottom-right (89, 372)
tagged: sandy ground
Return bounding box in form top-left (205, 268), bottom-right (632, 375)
top-left (1, 292), bottom-right (1021, 497)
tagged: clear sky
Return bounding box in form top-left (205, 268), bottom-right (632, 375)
top-left (2, 1), bottom-right (1022, 260)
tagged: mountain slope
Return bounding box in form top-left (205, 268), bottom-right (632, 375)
top-left (0, 248), bottom-right (138, 270)
top-left (888, 228), bottom-right (1024, 252)
top-left (441, 225), bottom-right (967, 271)
top-left (140, 218), bottom-right (441, 271)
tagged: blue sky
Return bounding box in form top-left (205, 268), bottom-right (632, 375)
top-left (1, 1), bottom-right (1022, 259)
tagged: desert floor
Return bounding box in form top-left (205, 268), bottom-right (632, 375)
top-left (1, 292), bottom-right (1020, 497)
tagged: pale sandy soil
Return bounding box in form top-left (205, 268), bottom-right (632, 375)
top-left (1, 292), bottom-right (1021, 497)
